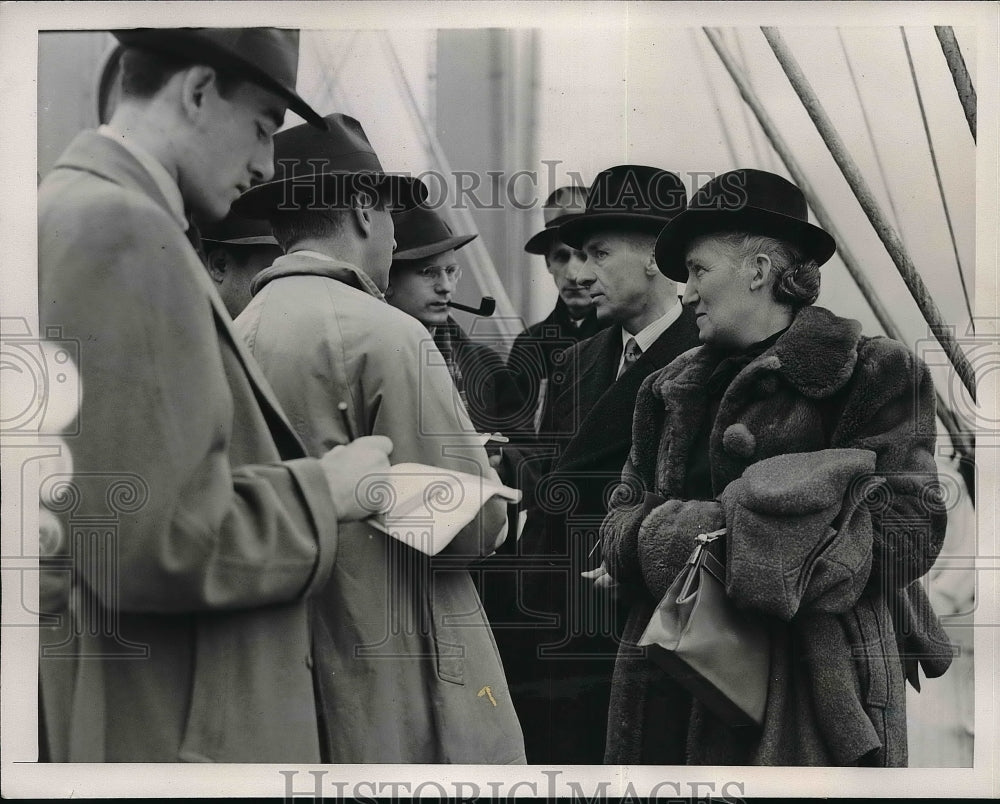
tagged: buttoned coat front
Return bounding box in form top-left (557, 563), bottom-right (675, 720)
top-left (38, 132), bottom-right (341, 763)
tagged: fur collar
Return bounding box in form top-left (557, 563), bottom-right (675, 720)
top-left (650, 305), bottom-right (862, 401)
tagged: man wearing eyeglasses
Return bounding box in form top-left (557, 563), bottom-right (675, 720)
top-left (386, 204), bottom-right (519, 438)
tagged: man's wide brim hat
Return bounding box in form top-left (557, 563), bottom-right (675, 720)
top-left (231, 113), bottom-right (428, 219)
top-left (392, 205), bottom-right (477, 262)
top-left (111, 28), bottom-right (324, 128)
top-left (558, 165), bottom-right (687, 249)
top-left (200, 212), bottom-right (280, 248)
top-left (654, 168), bottom-right (837, 281)
top-left (524, 185), bottom-right (589, 254)
top-left (96, 43), bottom-right (125, 125)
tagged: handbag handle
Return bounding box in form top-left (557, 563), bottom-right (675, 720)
top-left (678, 527), bottom-right (727, 598)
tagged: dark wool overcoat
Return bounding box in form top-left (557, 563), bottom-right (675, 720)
top-left (435, 316), bottom-right (523, 436)
top-left (489, 304), bottom-right (701, 764)
top-left (502, 299), bottom-right (608, 437)
top-left (602, 305), bottom-right (953, 766)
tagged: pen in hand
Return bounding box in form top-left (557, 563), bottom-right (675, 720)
top-left (587, 538), bottom-right (601, 563)
top-left (338, 401), bottom-right (356, 442)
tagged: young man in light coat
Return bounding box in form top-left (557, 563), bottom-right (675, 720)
top-left (232, 113), bottom-right (526, 763)
top-left (38, 29), bottom-right (392, 763)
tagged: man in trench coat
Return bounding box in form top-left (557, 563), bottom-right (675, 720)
top-left (38, 28), bottom-right (391, 763)
top-left (231, 113), bottom-right (526, 763)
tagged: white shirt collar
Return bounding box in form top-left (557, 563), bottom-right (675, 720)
top-left (621, 300), bottom-right (683, 354)
top-left (98, 125), bottom-right (188, 231)
top-left (616, 301), bottom-right (683, 379)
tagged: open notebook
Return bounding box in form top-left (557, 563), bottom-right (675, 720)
top-left (363, 462), bottom-right (522, 555)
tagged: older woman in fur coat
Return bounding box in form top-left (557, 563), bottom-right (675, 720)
top-left (600, 170), bottom-right (953, 766)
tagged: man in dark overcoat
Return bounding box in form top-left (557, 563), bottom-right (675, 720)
top-left (504, 186), bottom-right (609, 436)
top-left (37, 28), bottom-right (392, 762)
top-left (496, 165), bottom-right (702, 763)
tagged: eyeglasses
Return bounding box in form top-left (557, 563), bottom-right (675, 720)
top-left (414, 264), bottom-right (462, 283)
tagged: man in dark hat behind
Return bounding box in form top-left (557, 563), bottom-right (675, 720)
top-left (231, 113), bottom-right (525, 764)
top-left (506, 164), bottom-right (701, 764)
top-left (38, 29), bottom-right (392, 763)
top-left (385, 203), bottom-right (521, 437)
top-left (200, 213), bottom-right (283, 318)
top-left (505, 185), bottom-right (609, 436)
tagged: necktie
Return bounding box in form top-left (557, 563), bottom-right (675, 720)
top-left (618, 337), bottom-right (642, 379)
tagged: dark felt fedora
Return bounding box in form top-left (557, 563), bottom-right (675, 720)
top-left (200, 212), bottom-right (279, 247)
top-left (524, 185), bottom-right (589, 254)
top-left (111, 27), bottom-right (323, 128)
top-left (654, 168), bottom-right (837, 281)
top-left (96, 42), bottom-right (125, 124)
top-left (231, 113), bottom-right (428, 219)
top-left (558, 165), bottom-right (687, 249)
top-left (391, 205), bottom-right (477, 262)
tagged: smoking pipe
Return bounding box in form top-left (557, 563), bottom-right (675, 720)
top-left (447, 296), bottom-right (496, 316)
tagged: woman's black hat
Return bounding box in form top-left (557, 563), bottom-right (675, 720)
top-left (654, 169), bottom-right (836, 281)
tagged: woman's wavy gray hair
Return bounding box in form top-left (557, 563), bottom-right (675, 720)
top-left (714, 231), bottom-right (821, 308)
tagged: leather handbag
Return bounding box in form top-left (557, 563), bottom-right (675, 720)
top-left (638, 528), bottom-right (770, 727)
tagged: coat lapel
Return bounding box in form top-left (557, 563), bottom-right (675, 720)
top-left (60, 133), bottom-right (306, 457)
top-left (556, 305), bottom-right (701, 473)
top-left (574, 326), bottom-right (621, 417)
top-left (203, 276), bottom-right (307, 456)
top-left (646, 305), bottom-right (863, 498)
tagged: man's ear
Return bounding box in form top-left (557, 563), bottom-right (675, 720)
top-left (349, 190), bottom-right (379, 238)
top-left (179, 66), bottom-right (219, 121)
top-left (748, 253), bottom-right (773, 291)
top-left (351, 203), bottom-right (374, 237)
top-left (206, 249), bottom-right (229, 284)
top-left (644, 248), bottom-right (659, 277)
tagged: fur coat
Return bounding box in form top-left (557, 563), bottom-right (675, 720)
top-left (602, 305), bottom-right (952, 766)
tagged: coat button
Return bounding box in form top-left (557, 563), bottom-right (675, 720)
top-left (305, 653), bottom-right (314, 669)
top-left (722, 423), bottom-right (756, 458)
